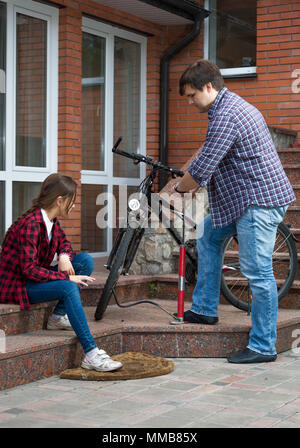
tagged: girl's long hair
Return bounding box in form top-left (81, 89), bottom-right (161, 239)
top-left (2, 173), bottom-right (77, 247)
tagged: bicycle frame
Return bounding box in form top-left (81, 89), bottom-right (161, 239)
top-left (105, 143), bottom-right (197, 274)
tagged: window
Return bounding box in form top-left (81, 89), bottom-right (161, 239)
top-left (81, 18), bottom-right (146, 255)
top-left (16, 13), bottom-right (47, 167)
top-left (0, 0), bottom-right (58, 241)
top-left (82, 32), bottom-right (106, 172)
top-left (0, 2), bottom-right (5, 174)
top-left (205, 0), bottom-right (257, 78)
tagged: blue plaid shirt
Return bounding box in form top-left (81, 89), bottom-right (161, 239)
top-left (188, 87), bottom-right (296, 228)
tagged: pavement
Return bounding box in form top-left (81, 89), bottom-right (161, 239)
top-left (1, 349), bottom-right (300, 429)
top-left (1, 257), bottom-right (300, 430)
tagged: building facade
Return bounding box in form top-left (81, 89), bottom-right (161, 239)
top-left (0, 0), bottom-right (299, 256)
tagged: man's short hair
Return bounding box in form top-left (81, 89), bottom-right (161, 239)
top-left (179, 59), bottom-right (225, 95)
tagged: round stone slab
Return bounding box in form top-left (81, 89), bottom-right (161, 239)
top-left (59, 352), bottom-right (174, 381)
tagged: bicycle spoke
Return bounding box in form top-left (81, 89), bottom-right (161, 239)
top-left (221, 223), bottom-right (297, 311)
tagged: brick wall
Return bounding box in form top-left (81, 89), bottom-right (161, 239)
top-left (167, 0), bottom-right (300, 173)
top-left (58, 6), bottom-right (82, 249)
top-left (256, 0), bottom-right (300, 135)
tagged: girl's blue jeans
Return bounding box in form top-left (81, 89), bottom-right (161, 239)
top-left (192, 205), bottom-right (288, 356)
top-left (26, 253), bottom-right (97, 354)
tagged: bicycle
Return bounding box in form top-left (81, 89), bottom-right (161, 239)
top-left (94, 137), bottom-right (298, 320)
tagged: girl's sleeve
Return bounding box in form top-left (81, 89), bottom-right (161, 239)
top-left (56, 222), bottom-right (75, 261)
top-left (18, 221), bottom-right (70, 282)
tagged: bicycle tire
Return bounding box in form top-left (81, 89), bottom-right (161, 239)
top-left (94, 227), bottom-right (136, 321)
top-left (221, 222), bottom-right (298, 311)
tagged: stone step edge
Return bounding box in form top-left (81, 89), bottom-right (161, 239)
top-left (282, 164), bottom-right (300, 168)
top-left (1, 272), bottom-right (299, 304)
top-left (2, 304), bottom-right (300, 363)
top-left (1, 275), bottom-right (300, 336)
top-left (2, 304), bottom-right (300, 390)
top-left (286, 206), bottom-right (300, 210)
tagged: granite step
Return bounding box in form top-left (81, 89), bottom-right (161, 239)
top-left (1, 302), bottom-right (300, 391)
top-left (223, 247), bottom-right (300, 280)
top-left (0, 275), bottom-right (177, 336)
top-left (289, 185), bottom-right (300, 204)
top-left (284, 206), bottom-right (300, 228)
top-left (222, 278), bottom-right (300, 308)
top-left (282, 164), bottom-right (300, 184)
top-left (156, 274), bottom-right (300, 308)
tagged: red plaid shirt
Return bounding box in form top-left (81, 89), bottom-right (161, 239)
top-left (0, 208), bottom-right (75, 310)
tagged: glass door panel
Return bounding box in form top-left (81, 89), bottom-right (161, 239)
top-left (82, 32), bottom-right (106, 171)
top-left (0, 2), bottom-right (6, 171)
top-left (81, 184), bottom-right (107, 252)
top-left (113, 37), bottom-right (140, 178)
top-left (15, 13), bottom-right (47, 167)
top-left (12, 181), bottom-right (42, 220)
top-left (0, 181), bottom-right (4, 242)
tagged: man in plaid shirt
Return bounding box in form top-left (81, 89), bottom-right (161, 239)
top-left (174, 60), bottom-right (295, 364)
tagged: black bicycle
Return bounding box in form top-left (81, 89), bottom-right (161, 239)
top-left (94, 138), bottom-right (298, 320)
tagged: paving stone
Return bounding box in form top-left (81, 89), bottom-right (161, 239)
top-left (0, 351), bottom-right (299, 428)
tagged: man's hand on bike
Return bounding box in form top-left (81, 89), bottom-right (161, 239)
top-left (174, 181), bottom-right (200, 196)
top-left (69, 275), bottom-right (96, 287)
top-left (173, 171), bottom-right (199, 195)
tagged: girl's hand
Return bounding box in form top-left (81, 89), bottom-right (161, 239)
top-left (69, 275), bottom-right (96, 287)
top-left (58, 255), bottom-right (75, 275)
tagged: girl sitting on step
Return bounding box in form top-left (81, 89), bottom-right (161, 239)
top-left (0, 173), bottom-right (122, 373)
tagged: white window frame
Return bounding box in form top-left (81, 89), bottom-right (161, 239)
top-left (0, 0), bottom-right (58, 230)
top-left (204, 0), bottom-right (257, 78)
top-left (82, 17), bottom-right (147, 257)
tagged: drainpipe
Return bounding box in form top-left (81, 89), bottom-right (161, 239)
top-left (159, 10), bottom-right (210, 190)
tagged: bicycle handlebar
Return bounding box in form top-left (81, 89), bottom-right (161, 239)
top-left (112, 137), bottom-right (184, 177)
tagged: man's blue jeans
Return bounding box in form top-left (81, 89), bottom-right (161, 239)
top-left (26, 253), bottom-right (97, 354)
top-left (192, 205), bottom-right (288, 356)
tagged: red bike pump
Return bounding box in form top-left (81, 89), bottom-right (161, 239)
top-left (170, 196), bottom-right (186, 325)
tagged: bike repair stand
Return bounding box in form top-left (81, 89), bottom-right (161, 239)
top-left (170, 195), bottom-right (186, 325)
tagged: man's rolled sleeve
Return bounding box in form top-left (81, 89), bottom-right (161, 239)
top-left (188, 114), bottom-right (239, 186)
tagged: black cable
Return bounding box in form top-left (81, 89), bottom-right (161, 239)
top-left (111, 288), bottom-right (180, 321)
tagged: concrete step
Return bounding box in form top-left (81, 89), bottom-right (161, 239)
top-left (1, 301), bottom-right (300, 391)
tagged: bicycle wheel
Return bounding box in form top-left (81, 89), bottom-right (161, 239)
top-left (94, 227), bottom-right (136, 321)
top-left (221, 222), bottom-right (298, 311)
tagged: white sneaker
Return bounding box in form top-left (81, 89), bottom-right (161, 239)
top-left (47, 314), bottom-right (72, 330)
top-left (81, 349), bottom-right (123, 372)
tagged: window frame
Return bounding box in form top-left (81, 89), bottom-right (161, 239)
top-left (81, 17), bottom-right (147, 257)
top-left (0, 0), bottom-right (58, 231)
top-left (204, 0), bottom-right (257, 79)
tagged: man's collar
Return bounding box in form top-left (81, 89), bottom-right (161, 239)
top-left (208, 87), bottom-right (227, 120)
